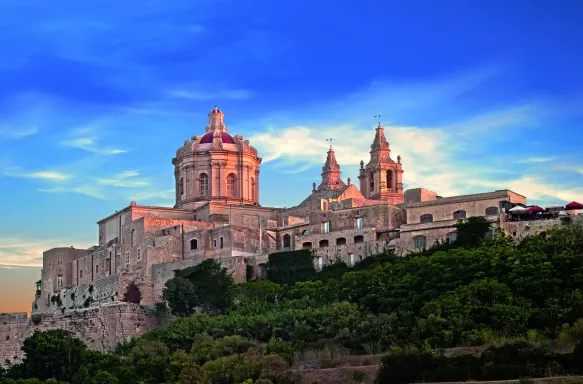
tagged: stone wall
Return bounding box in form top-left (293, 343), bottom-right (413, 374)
top-left (503, 216), bottom-right (583, 241)
top-left (0, 304), bottom-right (168, 368)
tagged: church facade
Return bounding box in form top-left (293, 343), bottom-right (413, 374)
top-left (32, 107), bottom-right (528, 314)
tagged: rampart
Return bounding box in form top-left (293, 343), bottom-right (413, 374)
top-left (0, 303), bottom-right (168, 368)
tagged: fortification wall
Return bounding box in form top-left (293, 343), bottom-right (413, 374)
top-left (0, 303), bottom-right (168, 368)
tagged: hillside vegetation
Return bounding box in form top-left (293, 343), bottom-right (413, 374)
top-left (2, 218), bottom-right (583, 384)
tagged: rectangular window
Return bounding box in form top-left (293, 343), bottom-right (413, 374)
top-left (220, 237), bottom-right (224, 249)
top-left (356, 217), bottom-right (363, 229)
top-left (125, 252), bottom-right (130, 265)
top-left (80, 270), bottom-right (83, 279)
top-left (349, 253), bottom-right (355, 266)
top-left (317, 256), bottom-right (323, 271)
top-left (322, 222), bottom-right (330, 233)
top-left (214, 239), bottom-right (217, 247)
top-left (57, 275), bottom-right (63, 289)
top-left (96, 265), bottom-right (99, 274)
top-left (57, 254), bottom-right (63, 265)
top-left (137, 248), bottom-right (141, 261)
top-left (105, 258), bottom-right (110, 275)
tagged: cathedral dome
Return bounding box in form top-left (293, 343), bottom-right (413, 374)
top-left (199, 131), bottom-right (235, 144)
top-left (209, 106), bottom-right (223, 115)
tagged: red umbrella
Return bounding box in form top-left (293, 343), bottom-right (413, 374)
top-left (526, 205), bottom-right (544, 213)
top-left (565, 201), bottom-right (583, 210)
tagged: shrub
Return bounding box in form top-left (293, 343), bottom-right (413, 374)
top-left (31, 314), bottom-right (43, 325)
top-left (267, 250), bottom-right (315, 285)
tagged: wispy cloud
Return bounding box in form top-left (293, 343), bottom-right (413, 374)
top-left (3, 166), bottom-right (71, 181)
top-left (0, 236), bottom-right (93, 267)
top-left (0, 126), bottom-right (39, 139)
top-left (167, 89), bottom-right (255, 101)
top-left (129, 189), bottom-right (175, 202)
top-left (61, 137), bottom-right (127, 155)
top-left (94, 170), bottom-right (150, 188)
top-left (519, 157), bottom-right (555, 163)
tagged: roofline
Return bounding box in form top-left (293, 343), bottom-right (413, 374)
top-left (407, 189), bottom-right (526, 208)
top-left (96, 204), bottom-right (194, 224)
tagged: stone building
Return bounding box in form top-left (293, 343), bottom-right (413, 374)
top-left (31, 106), bottom-right (532, 315)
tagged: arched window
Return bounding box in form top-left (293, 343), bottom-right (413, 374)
top-left (354, 235), bottom-right (364, 243)
top-left (302, 242), bottom-right (312, 250)
top-left (368, 170), bottom-right (374, 193)
top-left (420, 214), bottom-right (433, 223)
top-left (386, 170), bottom-right (393, 191)
top-left (319, 239), bottom-right (329, 248)
top-left (200, 173), bottom-right (209, 196)
top-left (283, 234), bottom-right (291, 248)
top-left (446, 232), bottom-right (457, 244)
top-left (336, 237), bottom-right (347, 246)
top-left (131, 229), bottom-right (136, 247)
top-left (453, 210), bottom-right (467, 220)
top-left (413, 235), bottom-right (427, 250)
top-left (302, 230), bottom-right (310, 236)
top-left (226, 173), bottom-right (236, 197)
top-left (190, 239), bottom-right (198, 250)
top-left (251, 177), bottom-right (255, 201)
top-left (179, 177), bottom-right (184, 196)
top-left (485, 206), bottom-right (498, 216)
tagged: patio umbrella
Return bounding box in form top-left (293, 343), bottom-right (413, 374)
top-left (526, 205), bottom-right (544, 213)
top-left (546, 203), bottom-right (563, 210)
top-left (509, 206), bottom-right (527, 213)
top-left (565, 201), bottom-right (583, 210)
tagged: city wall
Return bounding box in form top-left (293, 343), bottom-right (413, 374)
top-left (0, 303), bottom-right (168, 368)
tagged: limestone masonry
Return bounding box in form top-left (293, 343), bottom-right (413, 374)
top-left (0, 107), bottom-right (562, 367)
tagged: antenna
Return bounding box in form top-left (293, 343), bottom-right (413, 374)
top-left (326, 138), bottom-right (333, 149)
top-left (374, 114), bottom-right (381, 125)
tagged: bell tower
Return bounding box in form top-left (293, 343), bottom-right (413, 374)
top-left (318, 139), bottom-right (345, 191)
top-left (358, 118), bottom-right (404, 205)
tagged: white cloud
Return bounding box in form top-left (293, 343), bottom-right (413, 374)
top-left (519, 157), bottom-right (555, 164)
top-left (3, 166), bottom-right (71, 181)
top-left (61, 126), bottom-right (127, 155)
top-left (0, 126), bottom-right (38, 139)
top-left (94, 170), bottom-right (150, 188)
top-left (129, 189), bottom-right (175, 202)
top-left (168, 89), bottom-right (255, 101)
top-left (0, 236), bottom-right (94, 267)
top-left (249, 104), bottom-right (582, 206)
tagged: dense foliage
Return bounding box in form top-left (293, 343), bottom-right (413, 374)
top-left (266, 249), bottom-right (315, 285)
top-left (4, 220), bottom-right (583, 383)
top-left (163, 259), bottom-right (233, 316)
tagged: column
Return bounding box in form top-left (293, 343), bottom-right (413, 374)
top-left (255, 169), bottom-right (260, 204)
top-left (174, 168), bottom-right (179, 205)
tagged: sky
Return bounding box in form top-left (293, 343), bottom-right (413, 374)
top-left (1, 0), bottom-right (583, 313)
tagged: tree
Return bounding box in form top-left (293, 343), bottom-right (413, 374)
top-left (181, 259), bottom-right (233, 314)
top-left (455, 216), bottom-right (492, 248)
top-left (21, 330), bottom-right (87, 382)
top-left (163, 277), bottom-right (197, 316)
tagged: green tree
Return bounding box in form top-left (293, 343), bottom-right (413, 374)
top-left (20, 330), bottom-right (86, 382)
top-left (181, 259), bottom-right (233, 313)
top-left (455, 216), bottom-right (492, 248)
top-left (163, 277), bottom-right (197, 316)
top-left (93, 370), bottom-right (118, 384)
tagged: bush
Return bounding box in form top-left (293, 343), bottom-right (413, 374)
top-left (31, 315), bottom-right (43, 325)
top-left (267, 250), bottom-right (315, 285)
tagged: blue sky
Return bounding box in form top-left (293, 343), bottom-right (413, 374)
top-left (1, 0), bottom-right (583, 310)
